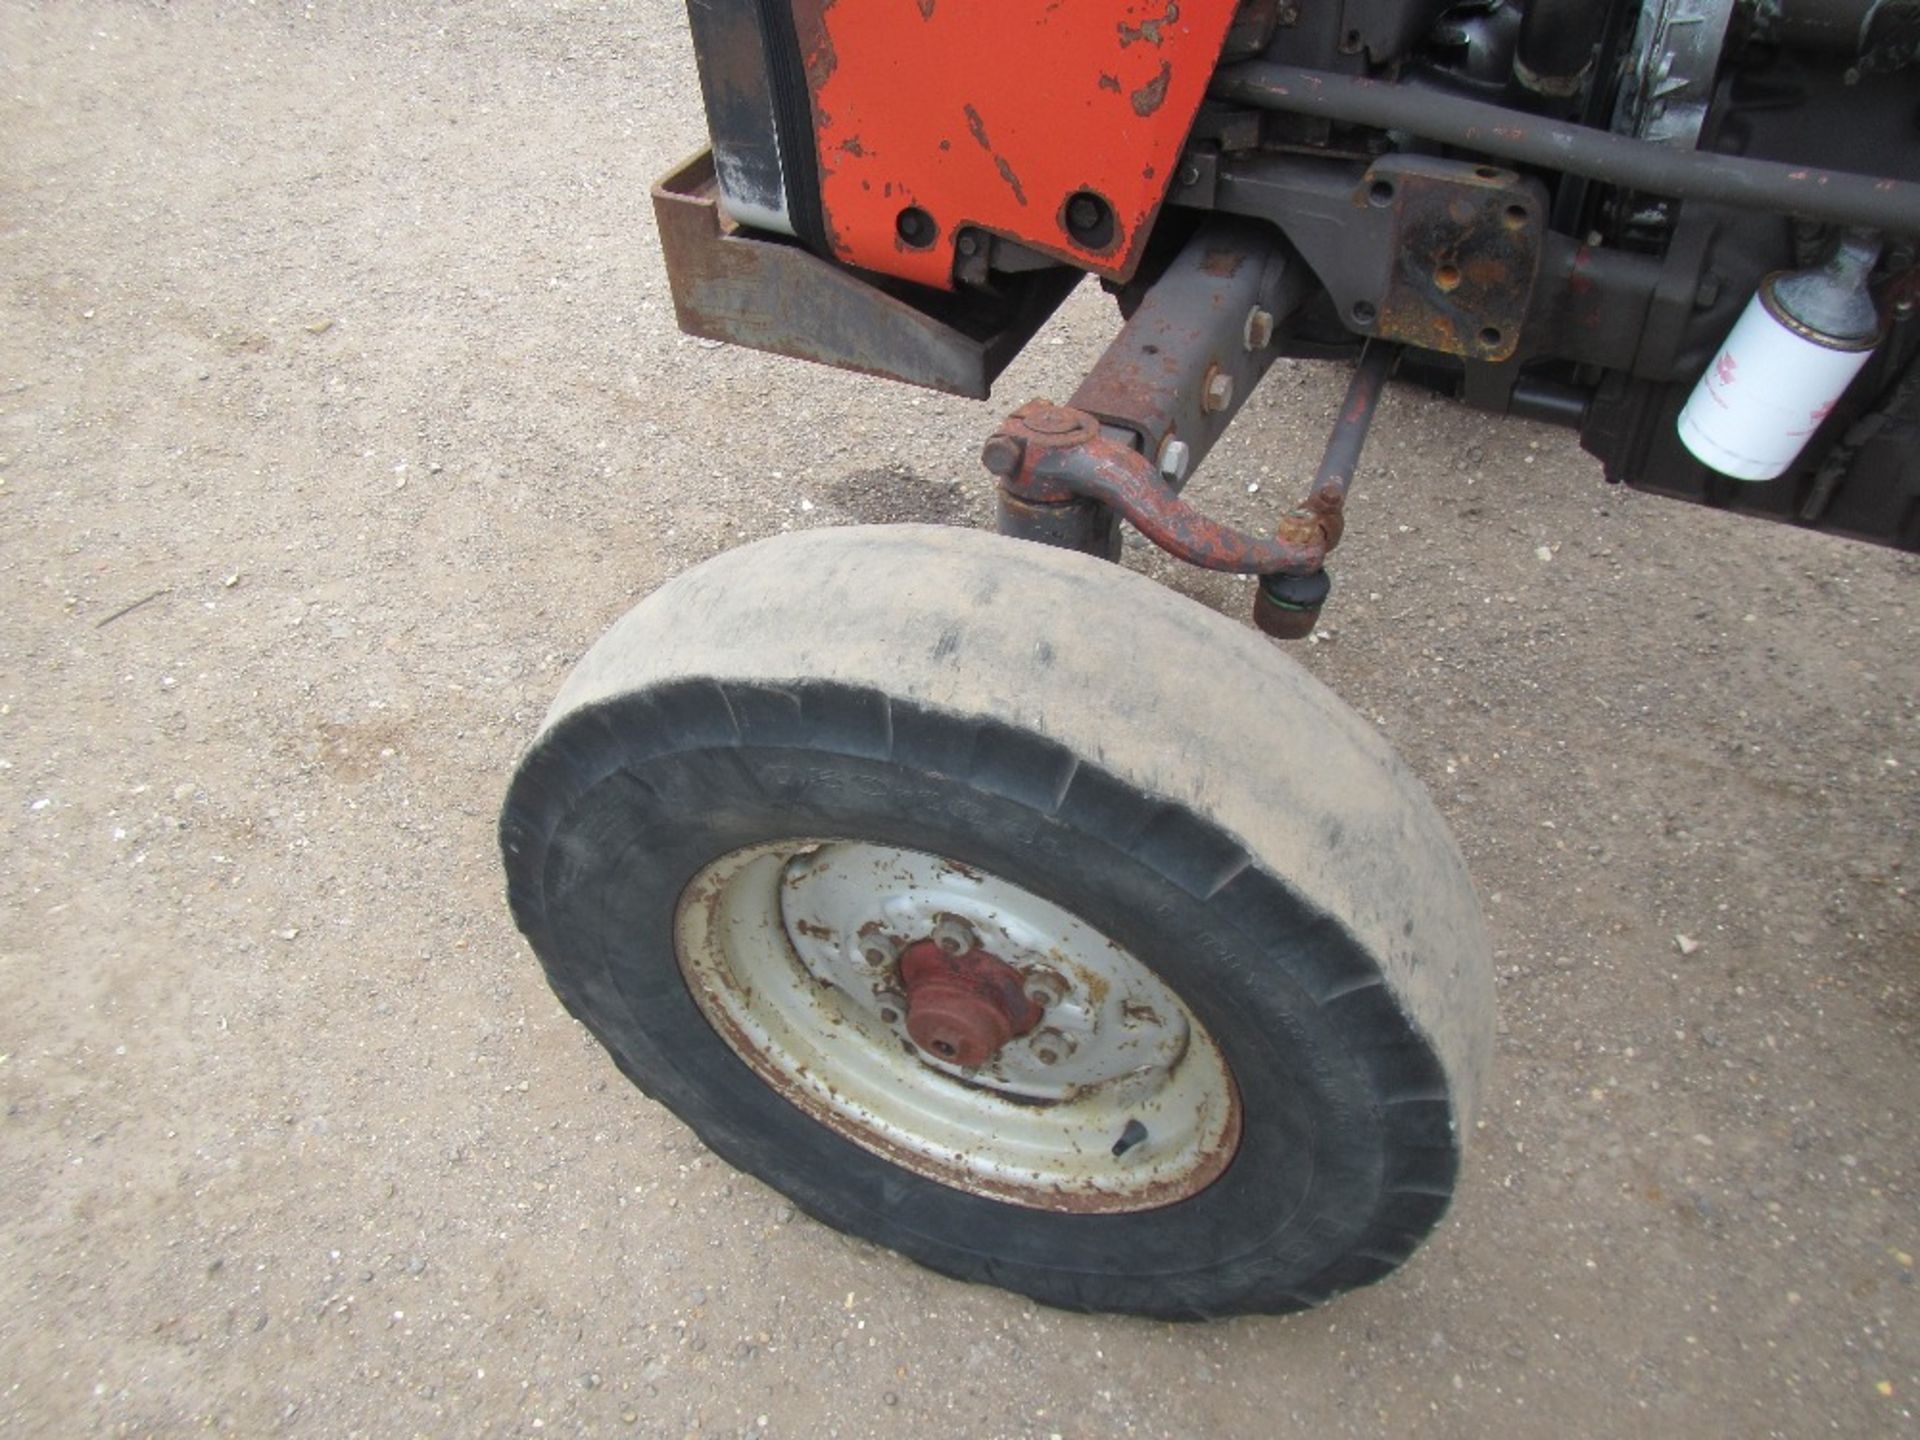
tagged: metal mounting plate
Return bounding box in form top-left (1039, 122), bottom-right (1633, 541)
top-left (653, 150), bottom-right (1077, 399)
top-left (1366, 155), bottom-right (1546, 363)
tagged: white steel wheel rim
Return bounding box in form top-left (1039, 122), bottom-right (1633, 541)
top-left (673, 839), bottom-right (1241, 1212)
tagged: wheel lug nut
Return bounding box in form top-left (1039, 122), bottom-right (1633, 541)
top-left (1030, 1028), bottom-right (1074, 1066)
top-left (930, 916), bottom-right (977, 956)
top-left (1023, 966), bottom-right (1068, 1009)
top-left (857, 930), bottom-right (899, 967)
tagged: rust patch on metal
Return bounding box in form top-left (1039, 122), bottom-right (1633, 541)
top-left (990, 401), bottom-right (1331, 574)
top-left (1131, 60), bottom-right (1172, 117)
top-left (899, 937), bottom-right (1042, 1068)
top-left (963, 103), bottom-right (1028, 206)
top-left (994, 156), bottom-right (1028, 207)
top-left (1359, 155), bottom-right (1544, 362)
top-left (962, 103), bottom-right (992, 151)
top-left (1252, 582), bottom-right (1321, 640)
top-left (1118, 1), bottom-right (1183, 46)
top-left (1198, 246), bottom-right (1246, 278)
top-left (651, 149), bottom-right (1076, 399)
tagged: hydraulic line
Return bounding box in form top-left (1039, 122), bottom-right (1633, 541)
top-left (1210, 62), bottom-right (1920, 236)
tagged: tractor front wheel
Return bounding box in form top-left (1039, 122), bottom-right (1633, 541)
top-left (501, 523), bottom-right (1491, 1319)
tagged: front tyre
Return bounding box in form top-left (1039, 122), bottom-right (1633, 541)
top-left (501, 524), bottom-right (1492, 1319)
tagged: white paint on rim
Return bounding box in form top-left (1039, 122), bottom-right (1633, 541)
top-left (674, 840), bottom-right (1240, 1211)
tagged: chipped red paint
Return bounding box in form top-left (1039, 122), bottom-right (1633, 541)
top-left (789, 0), bottom-right (1241, 289)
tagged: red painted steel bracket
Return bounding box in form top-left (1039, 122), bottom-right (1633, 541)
top-left (790, 0), bottom-right (1243, 290)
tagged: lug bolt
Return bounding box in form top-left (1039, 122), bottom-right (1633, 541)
top-left (1030, 1028), bottom-right (1076, 1066)
top-left (1202, 366), bottom-right (1235, 414)
top-left (1023, 966), bottom-right (1068, 1009)
top-left (930, 916), bottom-right (977, 956)
top-left (1243, 307), bottom-right (1275, 352)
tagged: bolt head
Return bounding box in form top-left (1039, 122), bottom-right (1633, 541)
top-left (980, 435), bottom-right (1024, 478)
top-left (1157, 436), bottom-right (1191, 482)
top-left (1022, 966), bottom-right (1067, 1011)
top-left (1030, 1027), bottom-right (1075, 1066)
top-left (1203, 369), bottom-right (1236, 414)
top-left (1243, 307), bottom-right (1275, 352)
top-left (930, 917), bottom-right (977, 956)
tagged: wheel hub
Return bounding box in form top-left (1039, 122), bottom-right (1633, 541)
top-left (897, 937), bottom-right (1042, 1068)
top-left (673, 839), bottom-right (1240, 1211)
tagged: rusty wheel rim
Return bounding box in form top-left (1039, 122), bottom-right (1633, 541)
top-left (673, 840), bottom-right (1241, 1213)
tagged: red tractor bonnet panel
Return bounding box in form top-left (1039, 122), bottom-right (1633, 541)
top-left (793, 0), bottom-right (1242, 291)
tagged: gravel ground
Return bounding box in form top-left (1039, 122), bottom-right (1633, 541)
top-left (1, 5), bottom-right (1915, 1438)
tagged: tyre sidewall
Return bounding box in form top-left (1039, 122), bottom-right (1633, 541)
top-left (509, 681), bottom-right (1450, 1318)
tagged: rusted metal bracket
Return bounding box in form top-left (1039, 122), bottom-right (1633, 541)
top-left (984, 341), bottom-right (1394, 581)
top-left (988, 217), bottom-right (1310, 563)
top-left (985, 402), bottom-right (1334, 574)
top-left (982, 215), bottom-right (1397, 594)
top-left (1071, 217), bottom-right (1310, 482)
top-left (653, 150), bottom-right (1078, 399)
top-left (1205, 152), bottom-right (1549, 362)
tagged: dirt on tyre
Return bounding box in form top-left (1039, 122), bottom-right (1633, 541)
top-left (500, 523), bottom-right (1492, 1319)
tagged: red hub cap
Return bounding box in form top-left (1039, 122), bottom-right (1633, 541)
top-left (897, 938), bottom-right (1043, 1069)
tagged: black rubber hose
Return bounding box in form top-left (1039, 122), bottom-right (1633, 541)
top-left (1210, 63), bottom-right (1920, 236)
